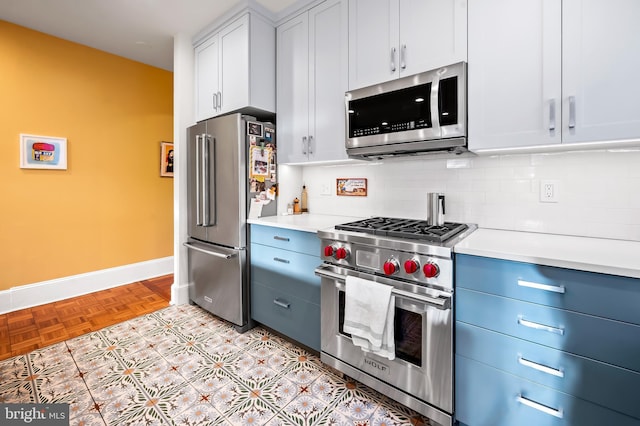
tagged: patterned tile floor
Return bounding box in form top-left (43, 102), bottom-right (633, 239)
top-left (0, 304), bottom-right (431, 425)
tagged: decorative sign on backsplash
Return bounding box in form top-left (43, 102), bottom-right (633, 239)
top-left (337, 178), bottom-right (367, 196)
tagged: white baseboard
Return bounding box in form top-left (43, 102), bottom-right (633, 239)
top-left (0, 257), bottom-right (174, 314)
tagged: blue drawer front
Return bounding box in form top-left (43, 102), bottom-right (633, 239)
top-left (251, 281), bottom-right (320, 351)
top-left (455, 254), bottom-right (640, 326)
top-left (250, 243), bottom-right (321, 304)
top-left (456, 288), bottom-right (640, 372)
top-left (455, 355), bottom-right (640, 426)
top-left (456, 321), bottom-right (640, 419)
top-left (250, 225), bottom-right (321, 256)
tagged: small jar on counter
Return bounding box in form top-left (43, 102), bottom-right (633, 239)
top-left (287, 203), bottom-right (293, 215)
top-left (293, 198), bottom-right (301, 214)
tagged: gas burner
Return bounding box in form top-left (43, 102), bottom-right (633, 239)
top-left (335, 217), bottom-right (468, 243)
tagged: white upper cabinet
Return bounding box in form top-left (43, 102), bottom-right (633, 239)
top-left (348, 0), bottom-right (468, 90)
top-left (277, 0), bottom-right (349, 163)
top-left (562, 0), bottom-right (640, 144)
top-left (194, 13), bottom-right (275, 122)
top-left (469, 0), bottom-right (640, 151)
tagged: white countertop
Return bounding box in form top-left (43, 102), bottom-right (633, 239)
top-left (454, 228), bottom-right (640, 279)
top-left (248, 213), bottom-right (366, 233)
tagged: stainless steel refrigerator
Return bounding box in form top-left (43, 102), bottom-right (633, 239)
top-left (185, 113), bottom-right (276, 332)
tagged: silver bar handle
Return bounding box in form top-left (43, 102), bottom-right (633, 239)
top-left (390, 47), bottom-right (397, 72)
top-left (195, 134), bottom-right (202, 226)
top-left (302, 136), bottom-right (308, 155)
top-left (273, 236), bottom-right (290, 242)
top-left (213, 93), bottom-right (218, 111)
top-left (518, 316), bottom-right (564, 336)
top-left (273, 257), bottom-right (290, 264)
top-left (217, 91), bottom-right (222, 110)
top-left (183, 242), bottom-right (237, 259)
top-left (400, 44), bottom-right (407, 70)
top-left (315, 266), bottom-right (451, 310)
top-left (568, 96), bottom-right (576, 129)
top-left (549, 98), bottom-right (556, 131)
top-left (202, 135), bottom-right (210, 226)
top-left (518, 356), bottom-right (564, 378)
top-left (308, 135), bottom-right (314, 155)
top-left (517, 394), bottom-right (563, 418)
top-left (273, 298), bottom-right (290, 309)
top-left (518, 280), bottom-right (565, 294)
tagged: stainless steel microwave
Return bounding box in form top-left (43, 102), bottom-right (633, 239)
top-left (345, 62), bottom-right (467, 159)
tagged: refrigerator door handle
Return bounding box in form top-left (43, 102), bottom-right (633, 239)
top-left (195, 134), bottom-right (203, 226)
top-left (183, 242), bottom-right (238, 259)
top-left (202, 135), bottom-right (216, 227)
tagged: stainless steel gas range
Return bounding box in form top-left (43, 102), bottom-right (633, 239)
top-left (315, 217), bottom-right (477, 426)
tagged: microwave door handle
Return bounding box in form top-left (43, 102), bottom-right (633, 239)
top-left (431, 73), bottom-right (441, 135)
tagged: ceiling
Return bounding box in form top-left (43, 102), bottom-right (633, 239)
top-left (0, 0), bottom-right (298, 71)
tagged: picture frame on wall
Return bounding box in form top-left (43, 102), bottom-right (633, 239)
top-left (19, 134), bottom-right (67, 170)
top-left (160, 141), bottom-right (174, 177)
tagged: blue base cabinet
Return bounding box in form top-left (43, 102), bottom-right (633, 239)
top-left (454, 254), bottom-right (640, 426)
top-left (250, 224), bottom-right (321, 351)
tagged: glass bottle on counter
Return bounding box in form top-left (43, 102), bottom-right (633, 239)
top-left (293, 197), bottom-right (301, 214)
top-left (301, 185), bottom-right (308, 212)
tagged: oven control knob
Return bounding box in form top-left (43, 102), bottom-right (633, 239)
top-left (324, 245), bottom-right (336, 257)
top-left (383, 259), bottom-right (399, 275)
top-left (423, 262), bottom-right (440, 278)
top-left (335, 247), bottom-right (350, 260)
top-left (404, 259), bottom-right (420, 274)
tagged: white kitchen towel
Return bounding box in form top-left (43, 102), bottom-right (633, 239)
top-left (343, 276), bottom-right (395, 360)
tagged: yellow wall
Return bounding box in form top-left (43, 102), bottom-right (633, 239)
top-left (0, 21), bottom-right (174, 291)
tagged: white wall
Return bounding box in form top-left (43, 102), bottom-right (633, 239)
top-left (286, 149), bottom-right (640, 241)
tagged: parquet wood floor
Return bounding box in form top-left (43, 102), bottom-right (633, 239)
top-left (0, 274), bottom-right (173, 361)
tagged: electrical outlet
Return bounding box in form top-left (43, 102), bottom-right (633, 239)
top-left (320, 183), bottom-right (332, 196)
top-left (540, 180), bottom-right (559, 203)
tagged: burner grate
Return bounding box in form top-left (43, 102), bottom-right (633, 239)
top-left (335, 217), bottom-right (468, 243)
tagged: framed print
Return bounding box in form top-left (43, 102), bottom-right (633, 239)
top-left (337, 178), bottom-right (368, 196)
top-left (250, 145), bottom-right (271, 179)
top-left (160, 141), bottom-right (174, 177)
top-left (20, 134), bottom-right (67, 170)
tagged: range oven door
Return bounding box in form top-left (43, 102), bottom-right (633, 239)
top-left (316, 264), bottom-right (453, 422)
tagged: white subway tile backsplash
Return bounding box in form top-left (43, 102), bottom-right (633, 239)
top-left (291, 149), bottom-right (640, 242)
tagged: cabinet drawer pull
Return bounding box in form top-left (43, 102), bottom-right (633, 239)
top-left (517, 394), bottom-right (563, 418)
top-left (273, 298), bottom-right (290, 309)
top-left (549, 98), bottom-right (556, 131)
top-left (273, 236), bottom-right (290, 242)
top-left (518, 356), bottom-right (564, 378)
top-left (517, 317), bottom-right (564, 336)
top-left (568, 95), bottom-right (576, 129)
top-left (517, 280), bottom-right (565, 294)
top-left (273, 257), bottom-right (290, 264)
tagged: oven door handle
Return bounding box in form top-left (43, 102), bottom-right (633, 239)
top-left (315, 266), bottom-right (451, 310)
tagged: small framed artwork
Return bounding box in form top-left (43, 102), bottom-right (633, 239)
top-left (160, 141), bottom-right (174, 177)
top-left (337, 178), bottom-right (368, 196)
top-left (20, 134), bottom-right (67, 170)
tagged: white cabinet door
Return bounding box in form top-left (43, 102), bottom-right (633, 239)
top-left (276, 13), bottom-right (310, 164)
top-left (562, 0), bottom-right (640, 144)
top-left (308, 0), bottom-right (349, 162)
top-left (349, 0), bottom-right (467, 90)
top-left (399, 0), bottom-right (467, 77)
top-left (219, 15), bottom-right (249, 115)
top-left (468, 0), bottom-right (562, 150)
top-left (195, 35), bottom-right (220, 122)
top-left (348, 0), bottom-right (399, 89)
